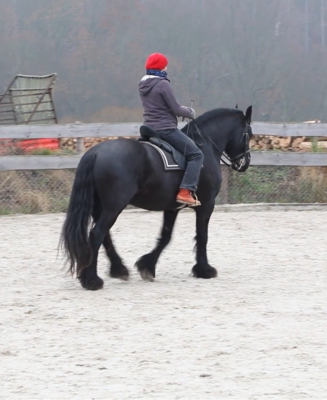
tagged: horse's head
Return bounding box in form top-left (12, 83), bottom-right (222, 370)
top-left (225, 106), bottom-right (253, 172)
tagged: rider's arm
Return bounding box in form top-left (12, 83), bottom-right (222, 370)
top-left (160, 80), bottom-right (194, 119)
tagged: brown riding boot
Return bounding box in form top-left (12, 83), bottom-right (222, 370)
top-left (176, 189), bottom-right (201, 207)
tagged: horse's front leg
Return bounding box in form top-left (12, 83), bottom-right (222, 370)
top-left (192, 201), bottom-right (217, 279)
top-left (135, 209), bottom-right (180, 281)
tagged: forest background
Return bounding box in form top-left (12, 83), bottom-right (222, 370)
top-left (1, 0), bottom-right (326, 123)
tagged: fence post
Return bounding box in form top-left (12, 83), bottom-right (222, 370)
top-left (74, 122), bottom-right (85, 154)
top-left (76, 138), bottom-right (85, 154)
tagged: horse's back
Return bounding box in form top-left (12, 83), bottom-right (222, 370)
top-left (91, 138), bottom-right (179, 181)
top-left (92, 138), bottom-right (148, 173)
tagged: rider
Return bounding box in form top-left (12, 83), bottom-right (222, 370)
top-left (139, 53), bottom-right (203, 206)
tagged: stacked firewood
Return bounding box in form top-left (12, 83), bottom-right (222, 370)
top-left (59, 137), bottom-right (136, 151)
top-left (250, 136), bottom-right (327, 151)
top-left (60, 135), bottom-right (327, 152)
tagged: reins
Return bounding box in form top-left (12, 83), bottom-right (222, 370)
top-left (185, 117), bottom-right (251, 170)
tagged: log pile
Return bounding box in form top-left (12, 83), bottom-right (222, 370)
top-left (250, 136), bottom-right (327, 151)
top-left (59, 136), bottom-right (136, 151)
top-left (60, 135), bottom-right (327, 152)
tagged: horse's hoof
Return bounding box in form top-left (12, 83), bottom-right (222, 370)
top-left (140, 269), bottom-right (155, 282)
top-left (192, 264), bottom-right (217, 279)
top-left (110, 265), bottom-right (130, 281)
top-left (79, 275), bottom-right (104, 290)
top-left (135, 254), bottom-right (156, 281)
top-left (110, 273), bottom-right (129, 281)
top-left (119, 274), bottom-right (129, 281)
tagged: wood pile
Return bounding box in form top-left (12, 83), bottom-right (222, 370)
top-left (299, 141), bottom-right (327, 151)
top-left (59, 136), bottom-right (136, 151)
top-left (60, 135), bottom-right (327, 152)
top-left (250, 136), bottom-right (327, 151)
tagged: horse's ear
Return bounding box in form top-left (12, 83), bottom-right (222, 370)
top-left (245, 106), bottom-right (252, 125)
top-left (235, 104), bottom-right (238, 109)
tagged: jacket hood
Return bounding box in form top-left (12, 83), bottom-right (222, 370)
top-left (139, 75), bottom-right (164, 95)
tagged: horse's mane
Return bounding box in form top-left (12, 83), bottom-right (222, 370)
top-left (195, 107), bottom-right (243, 125)
top-left (182, 107), bottom-right (244, 139)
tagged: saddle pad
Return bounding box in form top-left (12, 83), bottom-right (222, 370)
top-left (141, 141), bottom-right (185, 171)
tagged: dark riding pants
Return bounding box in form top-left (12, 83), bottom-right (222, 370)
top-left (157, 129), bottom-right (203, 192)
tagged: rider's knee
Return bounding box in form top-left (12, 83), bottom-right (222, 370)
top-left (187, 148), bottom-right (203, 162)
top-left (195, 149), bottom-right (204, 161)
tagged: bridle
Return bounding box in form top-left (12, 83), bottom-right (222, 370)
top-left (186, 119), bottom-right (251, 171)
top-left (226, 124), bottom-right (252, 171)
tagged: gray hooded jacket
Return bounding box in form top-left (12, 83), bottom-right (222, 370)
top-left (138, 75), bottom-right (193, 131)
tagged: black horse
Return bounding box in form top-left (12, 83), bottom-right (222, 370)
top-left (61, 106), bottom-right (253, 290)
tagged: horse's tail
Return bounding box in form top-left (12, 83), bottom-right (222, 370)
top-left (60, 149), bottom-right (97, 277)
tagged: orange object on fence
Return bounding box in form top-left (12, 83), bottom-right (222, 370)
top-left (0, 138), bottom-right (60, 154)
top-left (19, 138), bottom-right (60, 151)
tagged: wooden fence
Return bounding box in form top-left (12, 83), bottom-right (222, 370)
top-left (0, 121), bottom-right (327, 171)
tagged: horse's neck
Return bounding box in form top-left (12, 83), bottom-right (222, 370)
top-left (197, 121), bottom-right (229, 159)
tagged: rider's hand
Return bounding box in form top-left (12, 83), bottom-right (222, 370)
top-left (188, 107), bottom-right (196, 119)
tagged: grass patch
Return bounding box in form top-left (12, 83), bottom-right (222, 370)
top-left (0, 170), bottom-right (75, 214)
top-left (28, 148), bottom-right (76, 156)
top-left (227, 166), bottom-right (327, 204)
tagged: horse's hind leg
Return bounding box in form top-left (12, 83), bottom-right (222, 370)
top-left (79, 211), bottom-right (117, 290)
top-left (103, 232), bottom-right (129, 281)
top-left (88, 201), bottom-right (129, 284)
top-left (92, 193), bottom-right (129, 281)
top-left (80, 181), bottom-right (138, 290)
top-left (135, 209), bottom-right (179, 281)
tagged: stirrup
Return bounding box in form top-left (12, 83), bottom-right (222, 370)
top-left (190, 192), bottom-right (201, 207)
top-left (176, 192), bottom-right (201, 207)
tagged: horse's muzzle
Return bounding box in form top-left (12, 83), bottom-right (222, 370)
top-left (231, 152), bottom-right (251, 172)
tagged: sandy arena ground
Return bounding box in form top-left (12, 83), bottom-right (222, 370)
top-left (0, 210), bottom-right (326, 400)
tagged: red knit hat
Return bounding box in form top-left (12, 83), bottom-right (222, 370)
top-left (145, 53), bottom-right (168, 70)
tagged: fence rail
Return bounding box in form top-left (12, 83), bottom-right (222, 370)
top-left (1, 152), bottom-right (327, 172)
top-left (0, 122), bottom-right (327, 171)
top-left (0, 121), bottom-right (327, 140)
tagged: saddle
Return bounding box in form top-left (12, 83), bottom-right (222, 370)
top-left (138, 125), bottom-right (186, 171)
